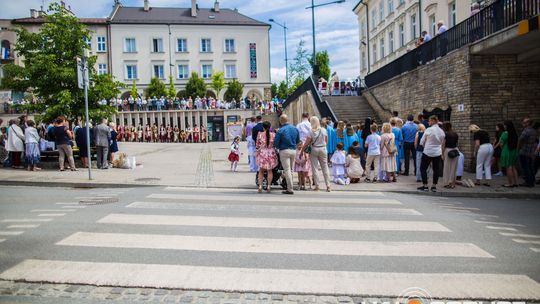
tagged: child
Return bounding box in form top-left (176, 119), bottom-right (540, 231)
top-left (330, 142), bottom-right (348, 185)
top-left (228, 136), bottom-right (241, 172)
top-left (364, 123), bottom-right (381, 182)
top-left (346, 147), bottom-right (363, 183)
top-left (294, 143), bottom-right (312, 190)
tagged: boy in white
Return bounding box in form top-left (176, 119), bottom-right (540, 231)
top-left (364, 124), bottom-right (381, 182)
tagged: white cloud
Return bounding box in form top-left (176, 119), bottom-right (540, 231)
top-left (271, 67), bottom-right (286, 84)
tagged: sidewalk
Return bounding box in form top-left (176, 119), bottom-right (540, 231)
top-left (1, 142), bottom-right (539, 199)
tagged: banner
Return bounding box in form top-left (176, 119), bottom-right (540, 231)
top-left (249, 43), bottom-right (257, 79)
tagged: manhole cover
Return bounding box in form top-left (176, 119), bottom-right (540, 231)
top-left (79, 197), bottom-right (119, 205)
top-left (134, 178), bottom-right (161, 182)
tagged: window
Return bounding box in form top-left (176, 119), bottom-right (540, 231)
top-left (388, 0), bottom-right (394, 14)
top-left (360, 21), bottom-right (366, 39)
top-left (372, 44), bottom-right (377, 62)
top-left (177, 64), bottom-right (189, 79)
top-left (449, 2), bottom-right (456, 27)
top-left (83, 37), bottom-right (91, 50)
top-left (152, 38), bottom-right (163, 53)
top-left (225, 64), bottom-right (237, 78)
top-left (97, 63), bottom-right (107, 75)
top-left (430, 15), bottom-right (436, 37)
top-left (371, 9), bottom-right (377, 28)
top-left (361, 51), bottom-right (366, 70)
top-left (97, 36), bottom-right (106, 52)
top-left (411, 14), bottom-right (417, 40)
top-left (201, 38), bottom-right (212, 52)
top-left (380, 38), bottom-right (385, 58)
top-left (224, 39), bottom-right (235, 53)
top-left (177, 38), bottom-right (187, 52)
top-left (153, 64), bottom-right (164, 79)
top-left (201, 64), bottom-right (212, 78)
top-left (399, 23), bottom-right (404, 47)
top-left (399, 0), bottom-right (405, 5)
top-left (389, 31), bottom-right (394, 53)
top-left (379, 2), bottom-right (384, 22)
top-left (125, 38), bottom-right (136, 53)
top-left (126, 64), bottom-right (137, 79)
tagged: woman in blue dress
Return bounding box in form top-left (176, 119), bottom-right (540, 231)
top-left (324, 118), bottom-right (337, 156)
top-left (109, 122), bottom-right (119, 164)
top-left (335, 121), bottom-right (345, 153)
top-left (345, 123), bottom-right (359, 153)
top-left (391, 118), bottom-right (403, 174)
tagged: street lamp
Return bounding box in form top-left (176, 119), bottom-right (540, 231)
top-left (306, 0), bottom-right (346, 77)
top-left (269, 18), bottom-right (289, 88)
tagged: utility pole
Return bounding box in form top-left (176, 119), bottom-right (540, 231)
top-left (78, 49), bottom-right (92, 180)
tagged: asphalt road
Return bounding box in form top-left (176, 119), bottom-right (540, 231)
top-left (0, 185), bottom-right (539, 303)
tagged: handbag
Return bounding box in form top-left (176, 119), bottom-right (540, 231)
top-left (305, 130), bottom-right (322, 154)
top-left (386, 137), bottom-right (397, 154)
top-left (447, 149), bottom-right (459, 158)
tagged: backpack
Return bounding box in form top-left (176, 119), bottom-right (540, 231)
top-left (386, 136), bottom-right (397, 154)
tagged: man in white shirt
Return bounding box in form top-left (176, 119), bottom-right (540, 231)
top-left (418, 115), bottom-right (445, 192)
top-left (437, 21), bottom-right (448, 34)
top-left (296, 113), bottom-right (312, 144)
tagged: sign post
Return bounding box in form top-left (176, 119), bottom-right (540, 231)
top-left (77, 49), bottom-right (92, 180)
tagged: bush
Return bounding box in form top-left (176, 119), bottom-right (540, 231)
top-left (224, 79), bottom-right (244, 102)
top-left (185, 72), bottom-right (207, 98)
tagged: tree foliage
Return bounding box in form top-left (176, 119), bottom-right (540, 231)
top-left (270, 83), bottom-right (278, 98)
top-left (288, 78), bottom-right (305, 95)
top-left (185, 72), bottom-right (207, 98)
top-left (277, 81), bottom-right (288, 99)
top-left (130, 80), bottom-right (138, 99)
top-left (167, 75), bottom-right (176, 99)
top-left (211, 71), bottom-right (225, 98)
top-left (0, 2), bottom-right (121, 123)
top-left (289, 39), bottom-right (310, 84)
top-left (309, 50), bottom-right (330, 81)
top-left (224, 79), bottom-right (244, 102)
top-left (146, 77), bottom-right (166, 98)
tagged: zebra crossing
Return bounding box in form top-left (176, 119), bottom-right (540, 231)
top-left (1, 187), bottom-right (540, 299)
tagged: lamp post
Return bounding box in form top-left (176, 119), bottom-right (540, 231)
top-left (358, 0), bottom-right (370, 74)
top-left (269, 18), bottom-right (289, 88)
top-left (306, 0), bottom-right (346, 76)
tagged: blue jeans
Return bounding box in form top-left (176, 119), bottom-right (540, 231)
top-left (520, 155), bottom-right (535, 186)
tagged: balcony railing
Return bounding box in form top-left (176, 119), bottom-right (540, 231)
top-left (364, 0), bottom-right (539, 87)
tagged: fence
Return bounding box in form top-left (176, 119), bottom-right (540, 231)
top-left (364, 0), bottom-right (540, 87)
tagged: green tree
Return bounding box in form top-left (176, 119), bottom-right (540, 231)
top-left (277, 81), bottom-right (288, 99)
top-left (130, 80), bottom-right (138, 99)
top-left (289, 39), bottom-right (310, 84)
top-left (271, 83), bottom-right (278, 98)
top-left (185, 72), bottom-right (207, 98)
top-left (309, 50), bottom-right (330, 81)
top-left (167, 75), bottom-right (176, 99)
top-left (288, 78), bottom-right (304, 95)
top-left (224, 79), bottom-right (244, 102)
top-left (211, 71), bottom-right (225, 98)
top-left (0, 2), bottom-right (120, 123)
top-left (146, 77), bottom-right (166, 98)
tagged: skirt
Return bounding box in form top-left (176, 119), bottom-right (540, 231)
top-left (25, 142), bottom-right (40, 165)
top-left (228, 152), bottom-right (239, 162)
top-left (381, 155), bottom-right (396, 172)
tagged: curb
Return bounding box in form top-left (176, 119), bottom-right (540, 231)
top-left (3, 180), bottom-right (539, 199)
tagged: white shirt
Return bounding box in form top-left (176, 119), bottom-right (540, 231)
top-left (420, 124), bottom-right (445, 157)
top-left (25, 127), bottom-right (40, 144)
top-left (438, 25), bottom-right (448, 34)
top-left (296, 119), bottom-right (311, 143)
top-left (365, 133), bottom-right (381, 156)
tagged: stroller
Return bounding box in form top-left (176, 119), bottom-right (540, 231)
top-left (255, 156), bottom-right (287, 190)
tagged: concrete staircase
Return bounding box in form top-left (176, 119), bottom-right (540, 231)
top-left (323, 95), bottom-right (380, 123)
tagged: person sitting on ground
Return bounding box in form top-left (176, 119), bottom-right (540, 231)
top-left (330, 142), bottom-right (348, 185)
top-left (346, 147), bottom-right (363, 183)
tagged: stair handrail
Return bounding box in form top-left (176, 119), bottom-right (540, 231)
top-left (283, 76), bottom-right (337, 122)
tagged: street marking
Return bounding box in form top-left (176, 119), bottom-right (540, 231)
top-left (2, 260), bottom-right (540, 299)
top-left (58, 232), bottom-right (493, 258)
top-left (62, 206), bottom-right (86, 209)
top-left (38, 213), bottom-right (65, 217)
top-left (7, 225), bottom-right (40, 229)
top-left (475, 220), bottom-right (524, 227)
top-left (1, 219), bottom-right (52, 223)
top-left (512, 239), bottom-right (540, 245)
top-left (164, 186), bottom-right (385, 196)
top-left (486, 226), bottom-right (518, 231)
top-left (478, 215), bottom-right (500, 219)
top-left (55, 203), bottom-right (78, 205)
top-left (530, 248), bottom-right (540, 253)
top-left (126, 201), bottom-right (423, 216)
top-left (31, 209), bottom-right (76, 212)
top-left (76, 196), bottom-right (116, 200)
top-left (499, 232), bottom-right (540, 238)
top-left (147, 193), bottom-right (402, 205)
top-left (443, 207), bottom-right (480, 211)
top-left (98, 214), bottom-right (451, 232)
top-left (0, 231), bottom-right (24, 236)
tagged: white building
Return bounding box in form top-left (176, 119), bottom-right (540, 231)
top-left (353, 0), bottom-right (470, 78)
top-left (109, 0), bottom-right (271, 101)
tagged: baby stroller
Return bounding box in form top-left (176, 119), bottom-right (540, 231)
top-left (255, 156), bottom-right (287, 190)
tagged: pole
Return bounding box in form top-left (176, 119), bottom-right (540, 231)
top-left (82, 49), bottom-right (92, 180)
top-left (284, 22), bottom-right (289, 88)
top-left (418, 0), bottom-right (422, 39)
top-left (363, 2), bottom-right (370, 74)
top-left (311, 0), bottom-right (317, 74)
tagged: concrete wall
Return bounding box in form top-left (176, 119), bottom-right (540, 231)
top-left (282, 91), bottom-right (319, 126)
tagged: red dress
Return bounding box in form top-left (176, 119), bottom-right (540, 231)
top-left (255, 132), bottom-right (278, 170)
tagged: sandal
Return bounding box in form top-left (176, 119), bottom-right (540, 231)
top-left (258, 187), bottom-right (262, 193)
top-left (326, 187), bottom-right (331, 192)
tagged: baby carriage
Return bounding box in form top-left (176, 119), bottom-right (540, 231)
top-left (255, 156), bottom-right (287, 190)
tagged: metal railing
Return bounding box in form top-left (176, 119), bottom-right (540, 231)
top-left (364, 0), bottom-right (539, 87)
top-left (283, 76), bottom-right (337, 121)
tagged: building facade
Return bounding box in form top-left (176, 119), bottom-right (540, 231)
top-left (354, 0), bottom-right (470, 78)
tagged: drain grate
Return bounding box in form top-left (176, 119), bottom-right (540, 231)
top-left (79, 196), bottom-right (119, 205)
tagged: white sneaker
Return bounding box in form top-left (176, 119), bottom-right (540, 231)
top-left (336, 178), bottom-right (345, 185)
top-left (345, 178), bottom-right (351, 185)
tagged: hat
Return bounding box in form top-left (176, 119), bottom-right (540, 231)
top-left (468, 124), bottom-right (480, 132)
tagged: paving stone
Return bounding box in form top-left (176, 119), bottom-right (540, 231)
top-left (228, 293), bottom-right (242, 299)
top-left (338, 297), bottom-right (353, 303)
top-left (137, 295), bottom-right (152, 301)
top-left (245, 294), bottom-right (257, 300)
top-left (155, 289), bottom-right (170, 296)
top-left (320, 297), bottom-right (338, 304)
top-left (124, 288), bottom-right (139, 295)
top-left (64, 285), bottom-right (80, 293)
top-left (271, 294), bottom-right (284, 301)
top-left (78, 286), bottom-right (94, 293)
top-left (171, 290), bottom-right (184, 296)
top-left (140, 288), bottom-right (154, 296)
top-left (352, 297), bottom-right (364, 304)
top-left (164, 295), bottom-right (179, 303)
top-left (106, 293), bottom-right (122, 300)
top-left (110, 287), bottom-right (125, 294)
top-left (259, 293), bottom-right (270, 300)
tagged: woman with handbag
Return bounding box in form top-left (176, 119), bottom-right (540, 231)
top-left (303, 116), bottom-right (331, 192)
top-left (24, 120), bottom-right (41, 171)
top-left (380, 123), bottom-right (397, 182)
top-left (6, 119), bottom-right (25, 169)
top-left (255, 121), bottom-right (278, 193)
top-left (442, 122), bottom-right (459, 188)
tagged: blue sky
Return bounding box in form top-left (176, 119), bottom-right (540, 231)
top-left (2, 0), bottom-right (360, 83)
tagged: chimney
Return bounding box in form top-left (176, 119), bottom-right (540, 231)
top-left (30, 9), bottom-right (38, 18)
top-left (191, 0), bottom-right (197, 17)
top-left (214, 1), bottom-right (220, 12)
top-left (144, 0), bottom-right (149, 11)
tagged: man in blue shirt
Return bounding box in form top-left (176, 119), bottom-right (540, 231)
top-left (274, 114), bottom-right (300, 194)
top-left (401, 114), bottom-right (418, 176)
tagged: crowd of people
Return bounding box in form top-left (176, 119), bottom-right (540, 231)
top-left (233, 112), bottom-right (540, 195)
top-left (105, 124), bottom-right (208, 143)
